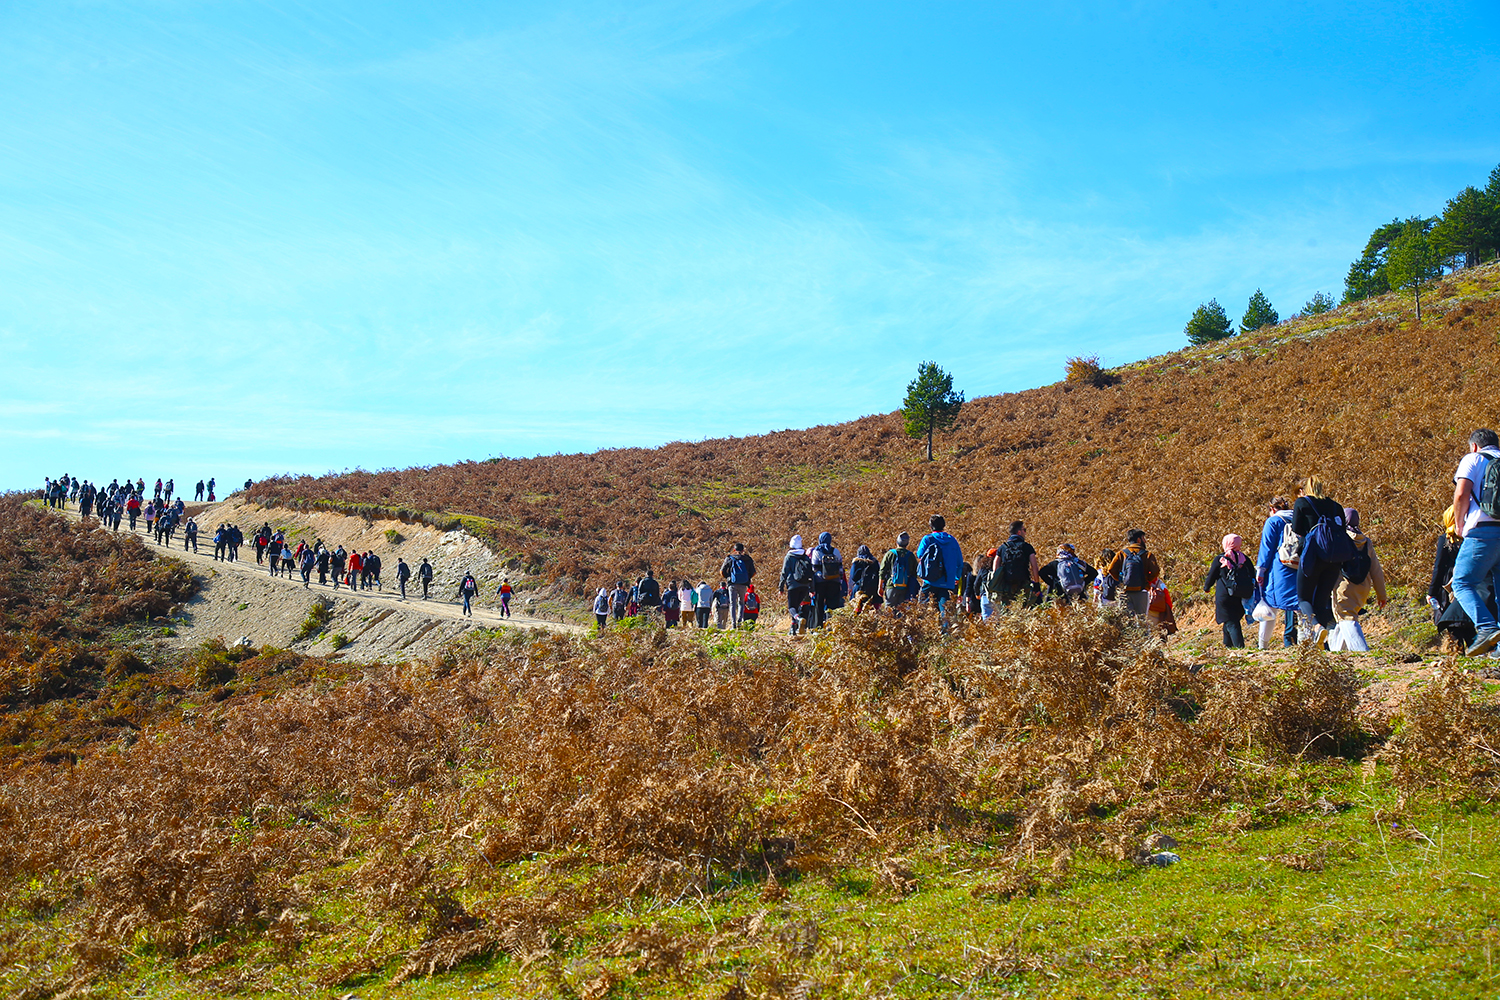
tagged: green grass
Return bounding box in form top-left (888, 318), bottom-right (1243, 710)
top-left (28, 772), bottom-right (1500, 999)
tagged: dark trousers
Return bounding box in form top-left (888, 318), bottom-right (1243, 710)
top-left (399, 578), bottom-right (407, 598)
top-left (1297, 557), bottom-right (1343, 628)
top-left (1221, 619), bottom-right (1245, 648)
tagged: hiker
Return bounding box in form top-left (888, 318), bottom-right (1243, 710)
top-left (610, 581), bottom-right (629, 621)
top-left (677, 579), bottom-right (696, 628)
top-left (1291, 476), bottom-right (1354, 646)
top-left (593, 588), bottom-right (610, 631)
top-left (183, 518), bottom-right (198, 553)
top-left (1329, 508), bottom-right (1388, 652)
top-left (316, 546), bottom-right (331, 586)
top-left (497, 578), bottom-right (513, 617)
top-left (331, 546), bottom-right (347, 589)
top-left (1204, 534), bottom-right (1256, 648)
top-left (990, 521), bottom-right (1040, 610)
top-left (973, 553), bottom-right (994, 619)
top-left (228, 523), bottom-right (243, 561)
top-left (720, 542), bottom-right (757, 627)
top-left (266, 532), bottom-right (283, 576)
top-left (282, 544), bottom-right (298, 578)
top-left (254, 524), bottom-right (270, 564)
top-left (1428, 506), bottom-right (1488, 650)
top-left (662, 579), bottom-right (681, 627)
top-left (301, 546), bottom-right (317, 587)
top-left (1092, 548), bottom-right (1118, 606)
top-left (366, 552), bottom-right (381, 590)
top-left (879, 532), bottom-right (918, 609)
top-left (1254, 496), bottom-right (1300, 649)
top-left (195, 480), bottom-right (204, 501)
top-left (779, 535), bottom-right (818, 635)
top-left (348, 550), bottom-right (362, 589)
top-left (713, 580), bottom-right (731, 629)
top-left (637, 570), bottom-right (662, 617)
top-left (213, 524), bottom-right (227, 561)
top-left (418, 558), bottom-right (433, 599)
top-left (915, 515), bottom-right (963, 619)
top-left (1449, 429), bottom-right (1500, 657)
top-left (808, 532), bottom-right (845, 628)
top-left (1103, 529), bottom-right (1160, 618)
top-left (396, 558), bottom-right (411, 598)
top-left (458, 572), bottom-right (479, 616)
top-left (695, 580), bottom-right (714, 628)
top-left (850, 544), bottom-right (881, 613)
top-left (1040, 543), bottom-right (1095, 605)
top-left (743, 583), bottom-right (761, 626)
top-left (126, 493), bottom-right (141, 530)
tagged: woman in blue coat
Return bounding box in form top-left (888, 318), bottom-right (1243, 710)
top-left (1254, 496), bottom-right (1299, 648)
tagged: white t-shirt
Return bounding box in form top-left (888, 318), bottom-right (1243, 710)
top-left (1455, 448), bottom-right (1500, 533)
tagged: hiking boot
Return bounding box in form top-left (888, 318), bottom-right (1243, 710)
top-left (1466, 628), bottom-right (1500, 657)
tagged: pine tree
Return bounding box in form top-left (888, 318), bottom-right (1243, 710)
top-left (1240, 289), bottom-right (1279, 333)
top-left (1386, 218), bottom-right (1441, 321)
top-left (1298, 292), bottom-right (1335, 317)
top-left (1432, 186), bottom-right (1500, 269)
top-left (902, 362), bottom-right (964, 462)
top-left (1184, 299), bottom-right (1233, 346)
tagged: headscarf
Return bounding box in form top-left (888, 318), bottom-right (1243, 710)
top-left (856, 544), bottom-right (873, 560)
top-left (1221, 533), bottom-right (1247, 566)
top-left (818, 531), bottom-right (833, 545)
top-left (1444, 505), bottom-right (1460, 545)
top-left (789, 534), bottom-right (803, 553)
top-left (1057, 543), bottom-right (1076, 557)
top-left (1343, 507), bottom-right (1360, 532)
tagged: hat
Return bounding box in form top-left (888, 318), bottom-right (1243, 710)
top-left (1343, 507), bottom-right (1360, 531)
top-left (789, 534), bottom-right (803, 551)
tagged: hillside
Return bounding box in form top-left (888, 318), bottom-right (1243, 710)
top-left (249, 263), bottom-right (1500, 594)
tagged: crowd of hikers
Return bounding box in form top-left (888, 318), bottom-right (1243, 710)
top-left (41, 430), bottom-right (1500, 658)
top-left (584, 432), bottom-right (1500, 660)
top-left (37, 472), bottom-right (524, 615)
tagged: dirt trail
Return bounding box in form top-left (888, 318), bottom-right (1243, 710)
top-left (51, 499), bottom-right (581, 659)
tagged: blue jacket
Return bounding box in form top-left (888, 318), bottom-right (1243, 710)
top-left (915, 531), bottom-right (963, 590)
top-left (1255, 511), bottom-right (1298, 611)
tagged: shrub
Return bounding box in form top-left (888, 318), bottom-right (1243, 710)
top-left (384, 528), bottom-right (403, 544)
top-left (294, 599), bottom-right (333, 643)
top-left (328, 633), bottom-right (350, 651)
top-left (1064, 354), bottom-right (1115, 388)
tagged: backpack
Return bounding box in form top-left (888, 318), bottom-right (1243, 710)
top-left (1479, 452), bottom-right (1500, 518)
top-left (744, 590), bottom-right (760, 613)
top-left (1277, 519), bottom-right (1302, 568)
top-left (1119, 547), bottom-right (1147, 589)
top-left (888, 548), bottom-right (914, 589)
top-left (813, 544), bottom-right (842, 582)
top-left (1343, 537), bottom-right (1372, 585)
top-left (726, 555), bottom-right (751, 585)
top-left (998, 537), bottom-right (1031, 586)
top-left (788, 552), bottom-right (817, 588)
top-left (917, 538), bottom-right (947, 584)
top-left (1306, 513), bottom-right (1354, 564)
top-left (1220, 554), bottom-right (1255, 599)
top-left (1099, 573), bottom-right (1119, 602)
top-left (1056, 554), bottom-right (1085, 593)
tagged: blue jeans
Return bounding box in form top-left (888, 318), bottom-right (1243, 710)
top-left (1454, 524), bottom-right (1500, 634)
top-left (919, 584), bottom-right (952, 620)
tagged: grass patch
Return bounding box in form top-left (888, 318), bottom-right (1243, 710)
top-left (294, 598), bottom-right (333, 642)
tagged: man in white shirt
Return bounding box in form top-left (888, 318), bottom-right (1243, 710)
top-left (1451, 428), bottom-right (1500, 656)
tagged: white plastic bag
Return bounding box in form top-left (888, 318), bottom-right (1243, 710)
top-left (1327, 619), bottom-right (1368, 652)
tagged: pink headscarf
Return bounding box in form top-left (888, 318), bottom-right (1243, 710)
top-left (1221, 533), bottom-right (1247, 566)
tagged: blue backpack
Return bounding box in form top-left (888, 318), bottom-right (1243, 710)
top-left (726, 555), bottom-right (751, 585)
top-left (888, 548), bottom-right (914, 588)
top-left (1306, 513), bottom-right (1354, 564)
top-left (1120, 548), bottom-right (1147, 589)
top-left (917, 538), bottom-right (947, 584)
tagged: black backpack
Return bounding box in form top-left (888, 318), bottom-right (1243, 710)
top-left (1221, 555), bottom-right (1255, 598)
top-left (1480, 453), bottom-right (1500, 518)
top-left (788, 552), bottom-right (817, 588)
top-left (998, 537), bottom-right (1030, 586)
top-left (813, 544), bottom-right (843, 581)
top-left (1343, 538), bottom-right (1372, 585)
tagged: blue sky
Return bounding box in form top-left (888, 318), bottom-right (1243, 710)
top-left (2, 1), bottom-right (1497, 489)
